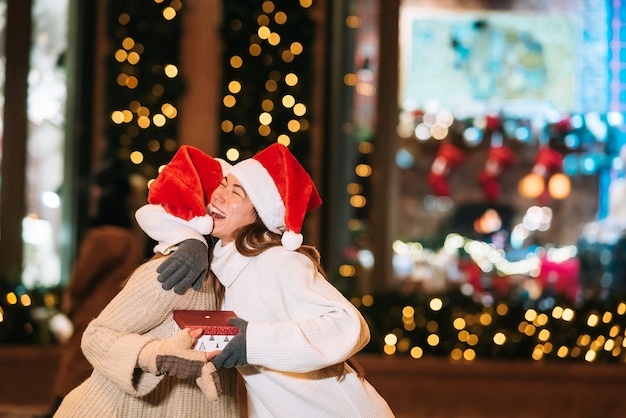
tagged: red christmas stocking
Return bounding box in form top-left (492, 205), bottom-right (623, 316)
top-left (478, 146), bottom-right (515, 202)
top-left (533, 147), bottom-right (564, 201)
top-left (427, 143), bottom-right (465, 197)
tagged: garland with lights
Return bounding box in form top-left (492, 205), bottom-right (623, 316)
top-left (358, 288), bottom-right (626, 363)
top-left (104, 0), bottom-right (185, 179)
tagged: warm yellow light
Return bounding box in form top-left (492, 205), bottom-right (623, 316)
top-left (274, 11), bottom-right (287, 24)
top-left (287, 119), bottom-right (300, 132)
top-left (258, 125), bottom-right (271, 137)
top-left (228, 80), bottom-right (242, 94)
top-left (265, 79), bottom-right (278, 92)
top-left (339, 264), bottom-right (356, 277)
top-left (344, 73), bottom-right (357, 86)
top-left (249, 44), bottom-right (262, 56)
top-left (114, 49), bottom-right (128, 62)
top-left (262, 99), bottom-right (274, 111)
top-left (116, 73), bottom-right (128, 86)
top-left (148, 140), bottom-right (160, 152)
top-left (355, 164), bottom-right (372, 177)
top-left (221, 120), bottom-right (234, 132)
top-left (259, 112), bottom-right (272, 125)
top-left (290, 42), bottom-right (303, 55)
top-left (127, 51), bottom-right (140, 65)
top-left (345, 15), bottom-right (361, 28)
top-left (162, 6), bottom-right (176, 20)
top-left (6, 292), bottom-right (17, 305)
top-left (277, 134), bottom-right (291, 146)
top-left (427, 334), bottom-right (440, 346)
top-left (130, 151), bottom-right (144, 164)
top-left (122, 110), bottom-right (133, 123)
top-left (268, 32), bottom-right (281, 46)
top-left (136, 106), bottom-right (149, 117)
top-left (284, 73), bottom-right (298, 86)
top-left (118, 13), bottom-right (130, 25)
top-left (137, 115), bottom-right (150, 129)
top-left (153, 114), bottom-right (166, 127)
top-left (226, 148), bottom-right (240, 161)
top-left (20, 294), bottom-right (31, 307)
top-left (230, 55), bottom-right (243, 68)
top-left (518, 173), bottom-right (545, 198)
top-left (410, 346), bottom-right (423, 359)
top-left (548, 173), bottom-right (571, 200)
top-left (347, 182), bottom-right (362, 194)
top-left (258, 26), bottom-right (270, 39)
top-left (493, 332), bottom-right (506, 345)
top-left (429, 298), bottom-right (443, 311)
top-left (233, 125), bottom-right (246, 136)
top-left (281, 50), bottom-right (294, 63)
top-left (453, 317), bottom-right (466, 330)
top-left (161, 103), bottom-right (177, 118)
top-left (257, 14), bottom-right (270, 26)
top-left (164, 64), bottom-right (178, 78)
top-left (349, 195), bottom-right (366, 208)
top-left (122, 37), bottom-right (135, 50)
top-left (293, 103), bottom-right (306, 116)
top-left (282, 95), bottom-right (295, 108)
top-left (223, 95), bottom-right (236, 108)
top-left (111, 111), bottom-right (125, 124)
top-left (463, 349), bottom-right (476, 361)
top-left (261, 1), bottom-right (275, 13)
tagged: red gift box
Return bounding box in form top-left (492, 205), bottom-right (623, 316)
top-left (173, 310), bottom-right (239, 351)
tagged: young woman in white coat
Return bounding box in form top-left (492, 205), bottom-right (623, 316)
top-left (156, 143), bottom-right (394, 418)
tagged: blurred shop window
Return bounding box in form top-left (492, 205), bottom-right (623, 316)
top-left (21, 0), bottom-right (68, 289)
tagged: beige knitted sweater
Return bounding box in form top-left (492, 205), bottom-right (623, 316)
top-left (54, 257), bottom-right (239, 418)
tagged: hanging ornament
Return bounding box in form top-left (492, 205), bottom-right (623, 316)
top-left (478, 145), bottom-right (516, 202)
top-left (518, 146), bottom-right (564, 201)
top-left (427, 142), bottom-right (465, 197)
top-left (485, 114), bottom-right (502, 132)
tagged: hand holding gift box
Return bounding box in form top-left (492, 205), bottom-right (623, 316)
top-left (173, 310), bottom-right (239, 352)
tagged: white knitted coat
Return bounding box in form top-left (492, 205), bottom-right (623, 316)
top-left (211, 242), bottom-right (395, 418)
top-left (54, 257), bottom-right (239, 418)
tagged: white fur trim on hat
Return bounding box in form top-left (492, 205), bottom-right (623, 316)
top-left (135, 204), bottom-right (208, 254)
top-left (216, 158), bottom-right (232, 175)
top-left (228, 158), bottom-right (286, 234)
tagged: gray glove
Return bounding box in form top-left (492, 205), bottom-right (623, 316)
top-left (212, 318), bottom-right (248, 368)
top-left (157, 239), bottom-right (208, 294)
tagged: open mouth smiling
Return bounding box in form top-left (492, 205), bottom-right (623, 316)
top-left (211, 206), bottom-right (226, 219)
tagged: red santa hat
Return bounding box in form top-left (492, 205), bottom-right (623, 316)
top-left (228, 143), bottom-right (322, 250)
top-left (147, 145), bottom-right (229, 235)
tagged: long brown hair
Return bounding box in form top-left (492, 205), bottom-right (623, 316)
top-left (209, 216), bottom-right (327, 307)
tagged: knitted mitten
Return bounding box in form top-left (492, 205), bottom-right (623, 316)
top-left (138, 328), bottom-right (206, 378)
top-left (196, 362), bottom-right (222, 401)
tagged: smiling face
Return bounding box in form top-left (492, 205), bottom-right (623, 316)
top-left (209, 174), bottom-right (258, 244)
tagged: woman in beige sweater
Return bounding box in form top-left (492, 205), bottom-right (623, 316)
top-left (53, 255), bottom-right (239, 418)
top-left (54, 146), bottom-right (239, 417)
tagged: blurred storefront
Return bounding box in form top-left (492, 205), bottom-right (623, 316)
top-left (1, 0), bottom-right (626, 364)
